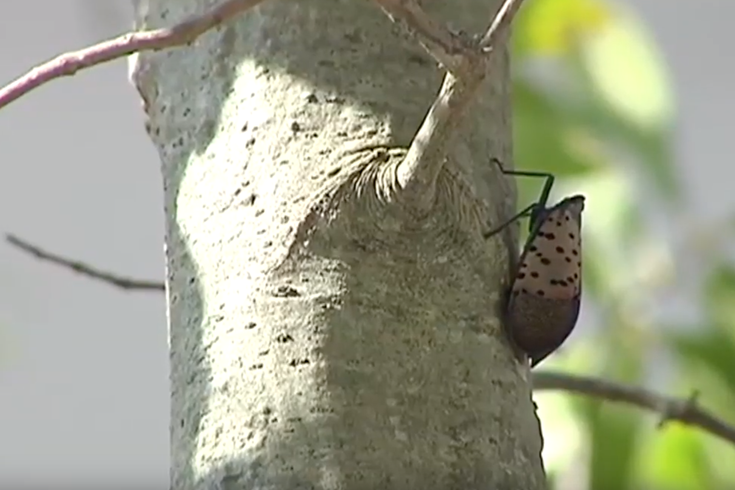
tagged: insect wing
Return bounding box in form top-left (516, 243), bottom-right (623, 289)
top-left (505, 195), bottom-right (585, 367)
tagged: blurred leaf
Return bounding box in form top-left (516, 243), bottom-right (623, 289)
top-left (514, 80), bottom-right (598, 177)
top-left (569, 168), bottom-right (639, 246)
top-left (569, 346), bottom-right (645, 490)
top-left (509, 1), bottom-right (731, 488)
top-left (665, 266), bottom-right (735, 403)
top-left (575, 5), bottom-right (679, 199)
top-left (569, 83), bottom-right (677, 202)
top-left (580, 243), bottom-right (608, 303)
top-left (513, 80), bottom-right (604, 222)
top-left (561, 168), bottom-right (646, 303)
top-left (513, 0), bottom-right (613, 57)
top-left (703, 264), bottom-right (735, 332)
top-left (668, 329), bottom-right (735, 396)
top-left (637, 424), bottom-right (712, 490)
top-left (580, 8), bottom-right (673, 132)
top-left (666, 353), bottom-right (735, 487)
top-left (574, 396), bottom-right (641, 490)
top-left (513, 1), bottom-right (679, 200)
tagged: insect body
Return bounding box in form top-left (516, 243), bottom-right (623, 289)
top-left (485, 159), bottom-right (585, 367)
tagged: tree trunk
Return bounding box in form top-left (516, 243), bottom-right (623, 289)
top-left (131, 0), bottom-right (546, 488)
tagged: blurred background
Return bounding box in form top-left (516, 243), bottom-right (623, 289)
top-left (1, 0), bottom-right (734, 488)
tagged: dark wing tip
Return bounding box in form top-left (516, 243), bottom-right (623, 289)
top-left (550, 194), bottom-right (585, 221)
top-left (557, 194), bottom-right (585, 208)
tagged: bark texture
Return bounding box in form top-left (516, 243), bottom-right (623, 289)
top-left (131, 0), bottom-right (546, 488)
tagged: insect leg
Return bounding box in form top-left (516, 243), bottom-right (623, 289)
top-left (483, 202), bottom-right (536, 238)
top-left (490, 157), bottom-right (554, 180)
top-left (490, 157), bottom-right (555, 212)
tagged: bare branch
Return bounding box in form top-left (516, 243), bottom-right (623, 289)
top-left (396, 72), bottom-right (484, 209)
top-left (371, 0), bottom-right (472, 76)
top-left (533, 371), bottom-right (735, 447)
top-left (6, 234), bottom-right (165, 292)
top-left (11, 235), bottom-right (735, 448)
top-left (479, 0), bottom-right (525, 50)
top-left (0, 0), bottom-right (267, 111)
top-left (370, 0), bottom-right (528, 211)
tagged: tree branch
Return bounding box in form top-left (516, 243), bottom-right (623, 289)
top-left (533, 370), bottom-right (735, 447)
top-left (0, 0), bottom-right (267, 111)
top-left (5, 234), bottom-right (164, 292)
top-left (371, 0), bottom-right (471, 76)
top-left (478, 0), bottom-right (525, 50)
top-left (7, 233), bottom-right (735, 448)
top-left (370, 0), bottom-right (526, 211)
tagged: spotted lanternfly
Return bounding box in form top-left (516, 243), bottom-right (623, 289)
top-left (484, 158), bottom-right (585, 368)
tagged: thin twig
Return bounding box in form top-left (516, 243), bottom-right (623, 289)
top-left (533, 371), bottom-right (735, 447)
top-left (7, 231), bottom-right (735, 449)
top-left (479, 0), bottom-right (525, 49)
top-left (371, 0), bottom-right (472, 76)
top-left (0, 0), bottom-right (267, 111)
top-left (6, 234), bottom-right (165, 292)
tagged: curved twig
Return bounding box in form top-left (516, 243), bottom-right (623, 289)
top-left (6, 234), bottom-right (735, 449)
top-left (0, 0), bottom-right (267, 110)
top-left (533, 370), bottom-right (735, 447)
top-left (6, 233), bottom-right (164, 292)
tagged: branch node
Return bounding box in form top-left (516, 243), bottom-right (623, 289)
top-left (657, 389), bottom-right (701, 429)
top-left (370, 0), bottom-right (527, 214)
top-left (534, 371), bottom-right (735, 448)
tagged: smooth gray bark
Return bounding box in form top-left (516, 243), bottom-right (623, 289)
top-left (131, 0), bottom-right (546, 488)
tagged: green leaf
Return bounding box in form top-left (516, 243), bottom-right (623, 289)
top-left (574, 5), bottom-right (679, 199)
top-left (668, 329), bottom-right (735, 397)
top-left (661, 350), bottom-right (735, 487)
top-left (636, 425), bottom-right (712, 490)
top-left (561, 168), bottom-right (645, 299)
top-left (514, 80), bottom-right (598, 177)
top-left (569, 347), bottom-right (644, 490)
top-left (579, 6), bottom-right (672, 134)
top-left (513, 80), bottom-right (604, 220)
top-left (574, 395), bottom-right (641, 490)
top-left (513, 0), bottom-right (613, 58)
top-left (703, 264), bottom-right (735, 332)
top-left (513, 1), bottom-right (679, 200)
